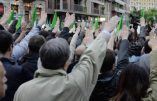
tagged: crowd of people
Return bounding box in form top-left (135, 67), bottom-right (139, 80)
top-left (0, 2), bottom-right (156, 101)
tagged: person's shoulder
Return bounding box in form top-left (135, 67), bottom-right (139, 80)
top-left (17, 79), bottom-right (37, 91)
top-left (1, 58), bottom-right (22, 72)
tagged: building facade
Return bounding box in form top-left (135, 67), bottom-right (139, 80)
top-left (130, 0), bottom-right (157, 10)
top-left (0, 0), bottom-right (45, 22)
top-left (110, 0), bottom-right (129, 15)
top-left (0, 0), bottom-right (110, 21)
top-left (46, 0), bottom-right (111, 20)
top-left (0, 0), bottom-right (129, 22)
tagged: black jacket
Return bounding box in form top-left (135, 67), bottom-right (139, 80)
top-left (0, 58), bottom-right (22, 101)
top-left (19, 52), bottom-right (39, 83)
top-left (90, 40), bottom-right (129, 101)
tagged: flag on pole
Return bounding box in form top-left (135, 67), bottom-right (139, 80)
top-left (93, 18), bottom-right (99, 30)
top-left (31, 6), bottom-right (37, 26)
top-left (69, 22), bottom-right (75, 30)
top-left (140, 8), bottom-right (145, 18)
top-left (7, 10), bottom-right (14, 24)
top-left (61, 21), bottom-right (64, 30)
top-left (117, 16), bottom-right (123, 32)
top-left (51, 12), bottom-right (57, 29)
top-left (16, 16), bottom-right (22, 31)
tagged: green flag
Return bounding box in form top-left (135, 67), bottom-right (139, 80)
top-left (60, 21), bottom-right (64, 30)
top-left (16, 16), bottom-right (22, 31)
top-left (117, 16), bottom-right (123, 32)
top-left (93, 18), bottom-right (99, 30)
top-left (31, 6), bottom-right (37, 26)
top-left (140, 8), bottom-right (145, 18)
top-left (7, 10), bottom-right (14, 24)
top-left (69, 22), bottom-right (75, 30)
top-left (51, 12), bottom-right (57, 29)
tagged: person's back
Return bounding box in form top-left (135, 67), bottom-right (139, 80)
top-left (0, 58), bottom-right (22, 101)
top-left (90, 71), bottom-right (117, 101)
top-left (20, 35), bottom-right (45, 83)
top-left (0, 30), bottom-right (22, 101)
top-left (90, 49), bottom-right (117, 101)
top-left (20, 53), bottom-right (38, 82)
top-left (15, 67), bottom-right (84, 101)
top-left (90, 35), bottom-right (129, 101)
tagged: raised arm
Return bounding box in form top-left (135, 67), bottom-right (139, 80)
top-left (139, 17), bottom-right (147, 46)
top-left (69, 16), bottom-right (119, 98)
top-left (12, 11), bottom-right (47, 61)
top-left (143, 38), bottom-right (157, 100)
top-left (117, 25), bottom-right (129, 69)
top-left (107, 31), bottom-right (116, 51)
top-left (59, 13), bottom-right (75, 41)
top-left (68, 26), bottom-right (81, 64)
top-left (0, 4), bottom-right (12, 30)
top-left (14, 20), bottom-right (27, 44)
top-left (139, 17), bottom-right (146, 38)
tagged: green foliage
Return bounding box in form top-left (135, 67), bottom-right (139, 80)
top-left (130, 8), bottom-right (157, 24)
top-left (145, 9), bottom-right (157, 23)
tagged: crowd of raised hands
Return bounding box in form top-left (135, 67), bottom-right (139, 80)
top-left (0, 3), bottom-right (157, 101)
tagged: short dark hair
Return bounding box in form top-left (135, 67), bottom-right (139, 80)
top-left (39, 38), bottom-right (70, 70)
top-left (28, 35), bottom-right (46, 53)
top-left (0, 30), bottom-right (13, 54)
top-left (101, 49), bottom-right (115, 73)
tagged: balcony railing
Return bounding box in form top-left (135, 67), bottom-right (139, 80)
top-left (54, 2), bottom-right (68, 10)
top-left (63, 2), bottom-right (68, 10)
top-left (92, 8), bottom-right (100, 14)
top-left (112, 6), bottom-right (125, 13)
top-left (71, 4), bottom-right (87, 12)
top-left (100, 9), bottom-right (104, 15)
top-left (54, 3), bottom-right (86, 13)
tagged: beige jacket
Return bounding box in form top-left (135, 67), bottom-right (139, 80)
top-left (142, 51), bottom-right (157, 101)
top-left (13, 30), bottom-right (109, 101)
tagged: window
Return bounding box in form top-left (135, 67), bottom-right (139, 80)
top-left (48, 0), bottom-right (52, 9)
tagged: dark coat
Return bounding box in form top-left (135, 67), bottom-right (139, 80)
top-left (0, 58), bottom-right (22, 101)
top-left (19, 52), bottom-right (39, 83)
top-left (90, 40), bottom-right (129, 101)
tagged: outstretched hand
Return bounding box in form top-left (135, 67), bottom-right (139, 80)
top-left (75, 25), bottom-right (81, 34)
top-left (64, 13), bottom-right (75, 28)
top-left (120, 25), bottom-right (129, 40)
top-left (103, 16), bottom-right (119, 33)
top-left (38, 11), bottom-right (47, 26)
top-left (0, 4), bottom-right (12, 25)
